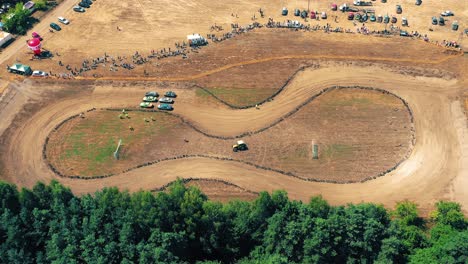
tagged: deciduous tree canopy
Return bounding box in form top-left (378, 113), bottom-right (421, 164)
top-left (0, 180), bottom-right (466, 263)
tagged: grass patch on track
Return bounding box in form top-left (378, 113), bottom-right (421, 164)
top-left (196, 87), bottom-right (278, 107)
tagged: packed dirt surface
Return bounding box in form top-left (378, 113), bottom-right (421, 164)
top-left (0, 62), bottom-right (466, 214)
top-left (46, 88), bottom-right (412, 182)
top-left (158, 179), bottom-right (258, 202)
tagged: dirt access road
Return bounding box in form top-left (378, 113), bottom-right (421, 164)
top-left (1, 65), bottom-right (466, 213)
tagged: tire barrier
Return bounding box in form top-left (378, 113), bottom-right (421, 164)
top-left (44, 84), bottom-right (415, 184)
top-left (151, 177), bottom-right (259, 195)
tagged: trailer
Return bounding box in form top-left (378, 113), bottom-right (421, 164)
top-left (340, 4), bottom-right (359, 12)
top-left (353, 0), bottom-right (372, 6)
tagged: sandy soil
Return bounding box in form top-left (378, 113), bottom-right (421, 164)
top-left (0, 63), bottom-right (466, 214)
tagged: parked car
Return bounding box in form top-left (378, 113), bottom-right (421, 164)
top-left (415, 0), bottom-right (422, 5)
top-left (439, 16), bottom-right (445, 25)
top-left (140, 102), bottom-right (154, 108)
top-left (73, 6), bottom-right (85, 12)
top-left (431, 16), bottom-right (438, 25)
top-left (158, 104), bottom-right (173, 111)
top-left (58, 16), bottom-right (69, 24)
top-left (142, 96), bottom-right (157, 102)
top-left (377, 15), bottom-right (383, 23)
top-left (370, 14), bottom-right (376, 22)
top-left (32, 32), bottom-right (43, 40)
top-left (399, 30), bottom-right (410, 37)
top-left (282, 7), bottom-right (288, 16)
top-left (402, 17), bottom-right (408, 26)
top-left (396, 5), bottom-right (402, 14)
top-left (310, 11), bottom-right (316, 19)
top-left (441, 10), bottom-right (454, 16)
top-left (145, 91), bottom-right (159, 97)
top-left (158, 97), bottom-right (174, 104)
top-left (321, 11), bottom-right (327, 19)
top-left (31, 70), bottom-right (49, 77)
top-left (383, 15), bottom-right (390, 23)
top-left (164, 91), bottom-right (177, 98)
top-left (78, 1), bottom-right (90, 8)
top-left (49, 22), bottom-right (61, 31)
top-left (294, 9), bottom-right (300, 16)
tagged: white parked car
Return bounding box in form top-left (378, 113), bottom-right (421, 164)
top-left (31, 70), bottom-right (49, 78)
top-left (441, 10), bottom-right (454, 16)
top-left (158, 97), bottom-right (174, 104)
top-left (58, 16), bottom-right (69, 24)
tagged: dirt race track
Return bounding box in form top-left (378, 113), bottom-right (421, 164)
top-left (0, 63), bottom-right (467, 214)
top-left (44, 88), bottom-right (413, 183)
top-left (0, 0), bottom-right (467, 213)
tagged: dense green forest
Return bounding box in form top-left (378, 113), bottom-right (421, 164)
top-left (0, 180), bottom-right (467, 264)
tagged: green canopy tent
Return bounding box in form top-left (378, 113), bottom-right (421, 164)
top-left (7, 63), bottom-right (32, 75)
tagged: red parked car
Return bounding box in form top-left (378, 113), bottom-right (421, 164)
top-left (331, 4), bottom-right (338, 11)
top-left (310, 11), bottom-right (316, 19)
top-left (32, 32), bottom-right (43, 41)
top-left (348, 12), bottom-right (355, 20)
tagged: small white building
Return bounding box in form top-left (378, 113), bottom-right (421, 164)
top-left (187, 34), bottom-right (207, 47)
top-left (0, 31), bottom-right (13, 47)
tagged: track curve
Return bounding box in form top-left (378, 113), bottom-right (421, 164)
top-left (1, 65), bottom-right (466, 211)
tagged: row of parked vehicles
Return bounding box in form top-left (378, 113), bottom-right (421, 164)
top-left (347, 12), bottom-right (407, 25)
top-left (73, 0), bottom-right (92, 13)
top-left (282, 7), bottom-right (329, 19)
top-left (432, 11), bottom-right (458, 30)
top-left (139, 91), bottom-right (177, 111)
top-left (48, 0), bottom-right (91, 31)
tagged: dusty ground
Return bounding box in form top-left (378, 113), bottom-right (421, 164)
top-left (46, 88), bottom-right (412, 182)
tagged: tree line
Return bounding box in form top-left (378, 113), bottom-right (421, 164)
top-left (0, 180), bottom-right (466, 263)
